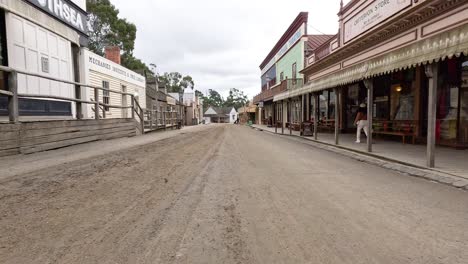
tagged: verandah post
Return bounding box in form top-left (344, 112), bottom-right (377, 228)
top-left (289, 99), bottom-right (292, 136)
top-left (8, 71), bottom-right (19, 123)
top-left (365, 79), bottom-right (374, 152)
top-left (425, 63), bottom-right (438, 168)
top-left (334, 88), bottom-right (340, 145)
top-left (274, 102), bottom-right (278, 134)
top-left (314, 94), bottom-right (318, 140)
top-left (281, 101), bottom-right (284, 135)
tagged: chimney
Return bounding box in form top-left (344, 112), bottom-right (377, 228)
top-left (105, 46), bottom-right (121, 65)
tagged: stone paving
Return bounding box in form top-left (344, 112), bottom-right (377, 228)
top-left (251, 124), bottom-right (468, 190)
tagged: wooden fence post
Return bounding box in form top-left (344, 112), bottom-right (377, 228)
top-left (94, 87), bottom-right (100, 120)
top-left (8, 71), bottom-right (19, 123)
top-left (131, 95), bottom-right (135, 119)
top-left (140, 107), bottom-right (144, 133)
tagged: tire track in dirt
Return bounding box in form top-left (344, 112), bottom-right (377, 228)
top-left (0, 126), bottom-right (224, 264)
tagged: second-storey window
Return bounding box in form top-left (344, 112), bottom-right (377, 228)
top-left (292, 63), bottom-right (297, 84)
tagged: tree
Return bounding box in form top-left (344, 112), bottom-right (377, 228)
top-left (201, 89), bottom-right (224, 109)
top-left (121, 53), bottom-right (152, 74)
top-left (224, 88), bottom-right (249, 110)
top-left (195, 90), bottom-right (204, 98)
top-left (87, 0), bottom-right (136, 56)
top-left (158, 72), bottom-right (195, 93)
top-left (87, 0), bottom-right (150, 73)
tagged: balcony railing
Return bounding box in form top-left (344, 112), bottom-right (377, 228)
top-left (253, 78), bottom-right (303, 104)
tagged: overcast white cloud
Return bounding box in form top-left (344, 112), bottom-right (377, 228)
top-left (110, 0), bottom-right (351, 98)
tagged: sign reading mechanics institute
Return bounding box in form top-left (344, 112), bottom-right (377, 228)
top-left (25, 0), bottom-right (88, 35)
top-left (344, 0), bottom-right (411, 43)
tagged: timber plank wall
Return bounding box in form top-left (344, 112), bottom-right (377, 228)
top-left (0, 119), bottom-right (137, 157)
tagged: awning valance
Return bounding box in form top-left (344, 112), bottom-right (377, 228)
top-left (274, 24), bottom-right (468, 102)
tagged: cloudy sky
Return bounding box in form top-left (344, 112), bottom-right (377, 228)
top-left (111, 0), bottom-right (351, 98)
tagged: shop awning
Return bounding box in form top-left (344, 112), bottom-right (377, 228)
top-left (274, 24), bottom-right (468, 102)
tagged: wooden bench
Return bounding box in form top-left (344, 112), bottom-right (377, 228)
top-left (292, 122), bottom-right (301, 131)
top-left (318, 119), bottom-right (335, 133)
top-left (373, 120), bottom-right (418, 144)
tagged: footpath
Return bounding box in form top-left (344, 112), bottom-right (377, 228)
top-left (252, 124), bottom-right (468, 191)
top-left (0, 125), bottom-right (211, 180)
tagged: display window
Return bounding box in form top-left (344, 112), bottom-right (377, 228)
top-left (438, 58), bottom-right (461, 145)
top-left (459, 59), bottom-right (468, 145)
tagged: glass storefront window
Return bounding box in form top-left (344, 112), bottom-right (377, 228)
top-left (319, 91), bottom-right (328, 120)
top-left (438, 58), bottom-right (459, 144)
top-left (460, 60), bottom-right (468, 145)
top-left (329, 90), bottom-right (336, 119)
top-left (392, 83), bottom-right (415, 120)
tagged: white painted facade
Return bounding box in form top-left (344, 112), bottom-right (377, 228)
top-left (80, 49), bottom-right (146, 119)
top-left (228, 108), bottom-right (239, 124)
top-left (4, 9), bottom-right (76, 117)
top-left (0, 0), bottom-right (87, 118)
top-left (204, 107), bottom-right (238, 124)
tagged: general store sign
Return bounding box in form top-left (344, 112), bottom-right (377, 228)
top-left (25, 0), bottom-right (88, 35)
top-left (344, 0), bottom-right (411, 43)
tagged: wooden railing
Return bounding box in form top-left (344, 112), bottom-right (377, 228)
top-left (0, 65), bottom-right (144, 133)
top-left (144, 107), bottom-right (182, 131)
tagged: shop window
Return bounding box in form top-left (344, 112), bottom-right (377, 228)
top-left (437, 59), bottom-right (459, 144)
top-left (102, 81), bottom-right (110, 111)
top-left (292, 63), bottom-right (297, 84)
top-left (459, 60), bottom-right (468, 145)
top-left (319, 91), bottom-right (329, 120)
top-left (0, 9), bottom-right (7, 110)
top-left (329, 90), bottom-right (336, 119)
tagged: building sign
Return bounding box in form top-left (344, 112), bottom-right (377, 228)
top-left (85, 50), bottom-right (146, 88)
top-left (344, 0), bottom-right (412, 43)
top-left (276, 28), bottom-right (303, 61)
top-left (260, 23), bottom-right (306, 75)
top-left (25, 0), bottom-right (88, 35)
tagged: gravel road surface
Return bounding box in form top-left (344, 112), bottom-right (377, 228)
top-left (1, 125), bottom-right (467, 264)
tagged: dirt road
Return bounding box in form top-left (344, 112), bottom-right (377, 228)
top-left (1, 125), bottom-right (468, 263)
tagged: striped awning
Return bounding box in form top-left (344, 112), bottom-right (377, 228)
top-left (274, 24), bottom-right (468, 102)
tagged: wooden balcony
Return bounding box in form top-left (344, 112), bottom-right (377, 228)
top-left (253, 79), bottom-right (304, 104)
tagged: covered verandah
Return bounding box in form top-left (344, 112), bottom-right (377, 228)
top-left (271, 23), bottom-right (468, 169)
top-left (253, 124), bottom-right (468, 179)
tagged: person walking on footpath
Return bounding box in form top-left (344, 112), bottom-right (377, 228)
top-left (355, 103), bottom-right (369, 143)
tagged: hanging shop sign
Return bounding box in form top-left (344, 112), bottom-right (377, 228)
top-left (344, 0), bottom-right (412, 43)
top-left (25, 0), bottom-right (88, 35)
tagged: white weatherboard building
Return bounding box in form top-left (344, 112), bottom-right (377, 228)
top-left (80, 49), bottom-right (146, 119)
top-left (204, 107), bottom-right (238, 124)
top-left (0, 0), bottom-right (88, 118)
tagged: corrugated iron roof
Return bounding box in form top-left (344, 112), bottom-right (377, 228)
top-left (307, 35), bottom-right (335, 51)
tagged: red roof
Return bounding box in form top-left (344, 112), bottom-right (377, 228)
top-left (307, 35), bottom-right (335, 51)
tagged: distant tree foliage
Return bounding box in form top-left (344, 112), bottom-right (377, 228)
top-left (87, 0), bottom-right (136, 55)
top-left (195, 90), bottom-right (204, 98)
top-left (158, 72), bottom-right (195, 93)
top-left (224, 88), bottom-right (249, 110)
top-left (200, 88), bottom-right (248, 110)
top-left (201, 89), bottom-right (224, 108)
